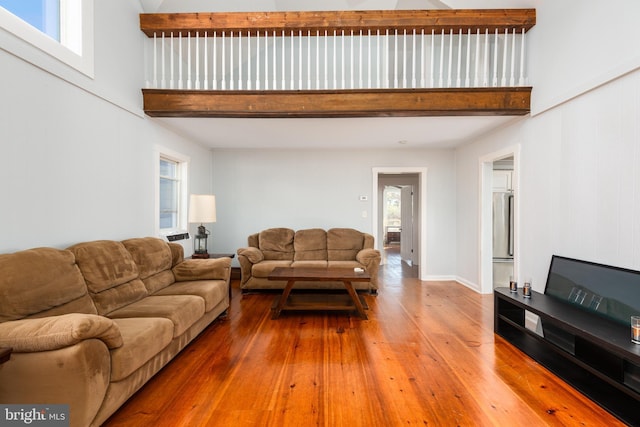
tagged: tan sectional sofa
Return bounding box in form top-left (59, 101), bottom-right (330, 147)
top-left (237, 228), bottom-right (381, 293)
top-left (0, 237), bottom-right (231, 427)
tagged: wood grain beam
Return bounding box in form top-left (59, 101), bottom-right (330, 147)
top-left (142, 87), bottom-right (531, 118)
top-left (140, 9), bottom-right (536, 37)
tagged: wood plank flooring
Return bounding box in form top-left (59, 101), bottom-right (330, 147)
top-left (103, 250), bottom-right (624, 426)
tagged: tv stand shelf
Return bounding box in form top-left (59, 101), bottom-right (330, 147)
top-left (494, 287), bottom-right (640, 425)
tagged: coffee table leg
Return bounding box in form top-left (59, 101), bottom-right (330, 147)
top-left (272, 279), bottom-right (296, 319)
top-left (343, 280), bottom-right (368, 320)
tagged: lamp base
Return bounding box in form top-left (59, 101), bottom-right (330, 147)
top-left (192, 253), bottom-right (210, 259)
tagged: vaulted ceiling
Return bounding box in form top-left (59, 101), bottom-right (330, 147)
top-left (138, 0), bottom-right (537, 150)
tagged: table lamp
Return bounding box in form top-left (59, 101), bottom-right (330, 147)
top-left (188, 194), bottom-right (216, 258)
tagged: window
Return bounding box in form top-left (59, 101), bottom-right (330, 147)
top-left (0, 0), bottom-right (93, 76)
top-left (157, 151), bottom-right (189, 235)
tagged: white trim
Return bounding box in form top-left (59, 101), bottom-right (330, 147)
top-left (372, 166), bottom-right (428, 281)
top-left (454, 276), bottom-right (480, 293)
top-left (155, 146), bottom-right (190, 237)
top-left (0, 0), bottom-right (94, 77)
top-left (478, 144), bottom-right (521, 294)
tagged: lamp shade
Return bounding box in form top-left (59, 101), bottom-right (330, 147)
top-left (188, 194), bottom-right (216, 223)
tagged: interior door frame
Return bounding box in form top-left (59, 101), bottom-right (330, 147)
top-left (372, 167), bottom-right (428, 281)
top-left (479, 145), bottom-right (520, 294)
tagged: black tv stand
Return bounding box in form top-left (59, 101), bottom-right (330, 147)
top-left (494, 287), bottom-right (640, 425)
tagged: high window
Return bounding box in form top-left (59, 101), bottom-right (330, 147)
top-left (158, 152), bottom-right (189, 235)
top-left (0, 0), bottom-right (92, 76)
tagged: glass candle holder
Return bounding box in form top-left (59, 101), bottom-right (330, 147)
top-left (523, 280), bottom-right (532, 298)
top-left (509, 277), bottom-right (518, 293)
top-left (632, 316), bottom-right (640, 344)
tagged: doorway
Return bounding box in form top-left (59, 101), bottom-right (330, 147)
top-left (479, 146), bottom-right (520, 294)
top-left (372, 167), bottom-right (427, 280)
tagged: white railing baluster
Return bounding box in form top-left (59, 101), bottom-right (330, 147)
top-left (420, 29), bottom-right (425, 88)
top-left (237, 31), bottom-right (242, 90)
top-left (393, 29), bottom-right (398, 88)
top-left (412, 29), bottom-right (417, 88)
top-left (402, 29), bottom-right (407, 88)
top-left (280, 31), bottom-right (284, 89)
top-left (272, 31), bottom-right (276, 90)
top-left (230, 31), bottom-right (234, 90)
top-left (501, 29), bottom-right (508, 87)
top-left (178, 33), bottom-right (183, 89)
top-left (203, 33), bottom-right (208, 90)
top-left (170, 32), bottom-right (174, 89)
top-left (430, 30), bottom-right (435, 88)
top-left (474, 29), bottom-right (480, 87)
top-left (359, 30), bottom-right (363, 89)
top-left (351, 30), bottom-right (355, 89)
top-left (290, 31), bottom-right (294, 90)
top-left (510, 28), bottom-right (516, 86)
top-left (187, 33), bottom-right (192, 89)
top-left (456, 29), bottom-right (461, 88)
top-left (492, 29), bottom-right (498, 87)
top-left (341, 30), bottom-right (345, 89)
top-left (247, 31), bottom-right (251, 90)
top-left (483, 29), bottom-right (489, 87)
top-left (152, 32), bottom-right (157, 88)
top-left (519, 28), bottom-right (526, 86)
top-left (160, 32), bottom-right (166, 89)
top-left (221, 32), bottom-right (226, 90)
top-left (307, 31), bottom-right (311, 90)
top-left (316, 31), bottom-right (320, 90)
top-left (212, 32), bottom-right (217, 89)
top-left (377, 30), bottom-right (381, 89)
top-left (195, 32), bottom-right (199, 90)
top-left (439, 30), bottom-right (444, 88)
top-left (299, 30), bottom-right (303, 90)
top-left (256, 31), bottom-right (260, 90)
top-left (447, 29), bottom-right (453, 88)
top-left (324, 31), bottom-right (328, 89)
top-left (465, 29), bottom-right (470, 87)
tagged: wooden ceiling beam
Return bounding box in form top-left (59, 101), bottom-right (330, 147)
top-left (140, 9), bottom-right (536, 37)
top-left (142, 87), bottom-right (531, 118)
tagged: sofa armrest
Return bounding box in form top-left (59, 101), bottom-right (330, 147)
top-left (236, 247), bottom-right (264, 285)
top-left (0, 313), bottom-right (122, 353)
top-left (237, 247), bottom-right (264, 264)
top-left (356, 248), bottom-right (381, 267)
top-left (356, 248), bottom-right (382, 289)
top-left (172, 257), bottom-right (232, 281)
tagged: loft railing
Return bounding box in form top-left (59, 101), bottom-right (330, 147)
top-left (140, 9), bottom-right (535, 92)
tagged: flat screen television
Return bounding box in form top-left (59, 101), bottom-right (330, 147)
top-left (544, 255), bottom-right (640, 326)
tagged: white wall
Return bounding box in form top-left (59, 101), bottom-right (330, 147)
top-left (529, 0), bottom-right (640, 115)
top-left (457, 2), bottom-right (640, 291)
top-left (211, 148), bottom-right (456, 277)
top-left (0, 1), bottom-right (213, 253)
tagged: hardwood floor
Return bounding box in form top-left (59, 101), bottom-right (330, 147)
top-left (104, 249), bottom-right (624, 426)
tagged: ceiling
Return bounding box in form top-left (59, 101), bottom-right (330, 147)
top-left (140, 0), bottom-right (535, 150)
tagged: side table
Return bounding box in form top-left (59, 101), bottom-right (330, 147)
top-left (189, 253), bottom-right (235, 300)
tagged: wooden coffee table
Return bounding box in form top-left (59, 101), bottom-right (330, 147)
top-left (268, 267), bottom-right (370, 319)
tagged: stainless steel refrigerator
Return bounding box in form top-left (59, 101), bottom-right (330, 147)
top-left (493, 191), bottom-right (514, 287)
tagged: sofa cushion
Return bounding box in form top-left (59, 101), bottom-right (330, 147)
top-left (294, 228), bottom-right (327, 261)
top-left (122, 237), bottom-right (175, 294)
top-left (107, 295), bottom-right (205, 338)
top-left (154, 280), bottom-right (227, 312)
top-left (109, 317), bottom-right (174, 381)
top-left (259, 228), bottom-right (295, 260)
top-left (327, 228), bottom-right (365, 261)
top-left (0, 248), bottom-right (97, 322)
top-left (68, 241), bottom-right (148, 316)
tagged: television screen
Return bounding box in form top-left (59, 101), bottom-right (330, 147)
top-left (544, 255), bottom-right (640, 326)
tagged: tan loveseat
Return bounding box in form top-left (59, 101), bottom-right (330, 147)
top-left (0, 237), bottom-right (231, 427)
top-left (237, 228), bottom-right (381, 293)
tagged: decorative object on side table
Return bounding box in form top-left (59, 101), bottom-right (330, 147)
top-left (188, 194), bottom-right (216, 259)
top-left (632, 316), bottom-right (640, 344)
top-left (523, 279), bottom-right (531, 298)
top-left (509, 276), bottom-right (518, 293)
